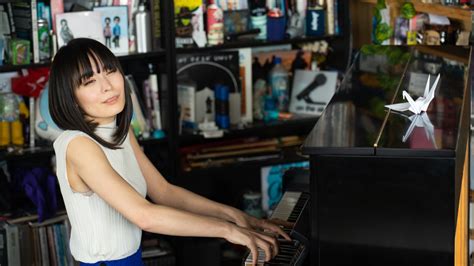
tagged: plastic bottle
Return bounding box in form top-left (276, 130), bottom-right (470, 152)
top-left (269, 57), bottom-right (289, 112)
top-left (206, 0), bottom-right (224, 45)
top-left (135, 2), bottom-right (152, 53)
top-left (249, 0), bottom-right (267, 40)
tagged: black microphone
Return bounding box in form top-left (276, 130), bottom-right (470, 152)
top-left (296, 73), bottom-right (327, 104)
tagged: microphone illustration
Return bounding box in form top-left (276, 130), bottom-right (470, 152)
top-left (296, 73), bottom-right (327, 104)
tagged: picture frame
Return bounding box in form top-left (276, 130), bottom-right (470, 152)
top-left (94, 6), bottom-right (129, 55)
top-left (176, 51), bottom-right (241, 129)
top-left (289, 70), bottom-right (338, 116)
top-left (55, 11), bottom-right (104, 48)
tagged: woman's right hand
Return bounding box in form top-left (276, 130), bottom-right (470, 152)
top-left (224, 224), bottom-right (279, 265)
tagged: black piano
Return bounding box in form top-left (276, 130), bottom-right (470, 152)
top-left (302, 46), bottom-right (471, 266)
top-left (243, 191), bottom-right (310, 266)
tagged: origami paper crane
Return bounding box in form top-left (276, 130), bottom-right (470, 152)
top-left (385, 74), bottom-right (441, 114)
top-left (401, 112), bottom-right (437, 148)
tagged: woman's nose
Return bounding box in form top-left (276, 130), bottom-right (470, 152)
top-left (100, 75), bottom-right (113, 92)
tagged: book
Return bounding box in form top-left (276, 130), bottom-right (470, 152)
top-left (150, 0), bottom-right (161, 49)
top-left (11, 0), bottom-right (39, 63)
top-left (4, 3), bottom-right (15, 34)
top-left (326, 0), bottom-right (334, 35)
top-left (0, 223), bottom-right (7, 266)
top-left (50, 0), bottom-right (64, 33)
top-left (0, 6), bottom-right (10, 37)
top-left (17, 224), bottom-right (34, 266)
top-left (226, 48), bottom-right (253, 123)
top-left (4, 223), bottom-right (20, 266)
top-left (40, 226), bottom-right (51, 266)
top-left (174, 0), bottom-right (206, 48)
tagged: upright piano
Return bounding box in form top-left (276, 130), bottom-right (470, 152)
top-left (302, 46), bottom-right (471, 266)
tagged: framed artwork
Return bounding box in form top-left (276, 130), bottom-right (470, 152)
top-left (289, 70), bottom-right (338, 116)
top-left (55, 11), bottom-right (104, 48)
top-left (94, 6), bottom-right (129, 55)
top-left (176, 51), bottom-right (241, 128)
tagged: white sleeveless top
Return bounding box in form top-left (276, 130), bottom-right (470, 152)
top-left (53, 123), bottom-right (147, 263)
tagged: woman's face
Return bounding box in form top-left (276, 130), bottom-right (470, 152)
top-left (75, 58), bottom-right (125, 125)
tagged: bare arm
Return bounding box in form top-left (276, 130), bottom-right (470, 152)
top-left (128, 129), bottom-right (237, 220)
top-left (129, 129), bottom-right (290, 241)
top-left (67, 135), bottom-right (278, 264)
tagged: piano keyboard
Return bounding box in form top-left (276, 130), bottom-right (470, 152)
top-left (269, 192), bottom-right (309, 236)
top-left (243, 191), bottom-right (310, 266)
top-left (243, 239), bottom-right (306, 266)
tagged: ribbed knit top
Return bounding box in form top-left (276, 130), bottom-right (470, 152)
top-left (53, 122), bottom-right (147, 263)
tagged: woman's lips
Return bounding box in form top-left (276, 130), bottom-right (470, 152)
top-left (103, 95), bottom-right (119, 104)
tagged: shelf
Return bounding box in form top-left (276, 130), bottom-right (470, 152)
top-left (180, 147), bottom-right (308, 177)
top-left (0, 50), bottom-right (166, 72)
top-left (0, 62), bottom-right (51, 72)
top-left (138, 136), bottom-right (168, 145)
top-left (414, 46), bottom-right (470, 64)
top-left (407, 0), bottom-right (471, 23)
top-left (176, 35), bottom-right (341, 53)
top-left (387, 0), bottom-right (472, 31)
top-left (116, 49), bottom-right (167, 61)
top-left (0, 146), bottom-right (54, 161)
top-left (179, 115), bottom-right (318, 145)
top-left (0, 136), bottom-right (167, 161)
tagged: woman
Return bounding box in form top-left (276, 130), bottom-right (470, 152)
top-left (49, 38), bottom-right (289, 265)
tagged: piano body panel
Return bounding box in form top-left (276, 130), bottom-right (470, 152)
top-left (311, 155), bottom-right (455, 265)
top-left (303, 45), bottom-right (471, 266)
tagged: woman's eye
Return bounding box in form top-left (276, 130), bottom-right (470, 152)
top-left (106, 69), bottom-right (117, 75)
top-left (83, 79), bottom-right (95, 86)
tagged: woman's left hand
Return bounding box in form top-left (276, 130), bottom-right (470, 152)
top-left (232, 210), bottom-right (292, 241)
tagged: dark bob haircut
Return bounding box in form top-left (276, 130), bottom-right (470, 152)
top-left (49, 38), bottom-right (132, 149)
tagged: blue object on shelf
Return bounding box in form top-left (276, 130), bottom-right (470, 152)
top-left (152, 130), bottom-right (165, 139)
top-left (214, 84), bottom-right (230, 129)
top-left (306, 8), bottom-right (325, 36)
top-left (267, 16), bottom-right (286, 41)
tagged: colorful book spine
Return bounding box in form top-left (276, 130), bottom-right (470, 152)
top-left (50, 0), bottom-right (64, 33)
top-left (31, 0), bottom-right (39, 63)
top-left (150, 0), bottom-right (161, 49)
top-left (325, 0), bottom-right (334, 35)
top-left (0, 224), bottom-right (7, 266)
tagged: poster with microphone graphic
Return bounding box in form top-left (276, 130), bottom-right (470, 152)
top-left (289, 70), bottom-right (337, 116)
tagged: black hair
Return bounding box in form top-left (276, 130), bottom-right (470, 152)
top-left (49, 38), bottom-right (132, 149)
top-left (114, 16), bottom-right (120, 21)
top-left (105, 17), bottom-right (111, 22)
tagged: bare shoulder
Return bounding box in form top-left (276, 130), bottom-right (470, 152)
top-left (66, 135), bottom-right (107, 165)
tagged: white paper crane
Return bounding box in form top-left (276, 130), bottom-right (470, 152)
top-left (385, 74), bottom-right (441, 114)
top-left (401, 112), bottom-right (437, 148)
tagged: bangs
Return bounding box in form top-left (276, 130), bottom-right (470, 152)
top-left (49, 38), bottom-right (132, 149)
top-left (70, 43), bottom-right (121, 89)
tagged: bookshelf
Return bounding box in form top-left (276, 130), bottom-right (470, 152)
top-left (175, 35), bottom-right (343, 53)
top-left (351, 0), bottom-right (473, 47)
top-left (0, 0), bottom-right (352, 264)
top-left (389, 0), bottom-right (472, 31)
